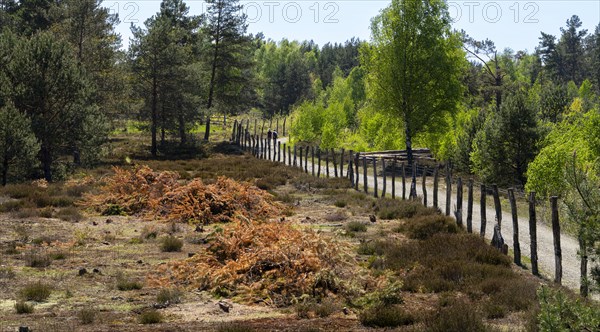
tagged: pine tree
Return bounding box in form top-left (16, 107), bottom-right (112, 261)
top-left (203, 0), bottom-right (255, 140)
top-left (0, 102), bottom-right (39, 185)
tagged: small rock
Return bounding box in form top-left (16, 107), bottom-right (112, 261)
top-left (217, 301), bottom-right (232, 313)
top-left (78, 268), bottom-right (87, 276)
top-left (137, 260), bottom-right (143, 264)
top-left (92, 221), bottom-right (98, 226)
top-left (102, 241), bottom-right (110, 245)
top-left (188, 253), bottom-right (196, 258)
top-left (280, 217), bottom-right (285, 222)
top-left (305, 216), bottom-right (311, 220)
top-left (19, 327), bottom-right (30, 332)
top-left (153, 302), bottom-right (169, 309)
top-left (106, 219), bottom-right (113, 224)
top-left (92, 268), bottom-right (101, 274)
top-left (369, 214), bottom-right (377, 223)
top-left (111, 296), bottom-right (124, 301)
top-left (194, 225), bottom-right (204, 232)
top-left (343, 307), bottom-right (349, 315)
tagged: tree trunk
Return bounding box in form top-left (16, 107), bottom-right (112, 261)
top-left (205, 3), bottom-right (222, 141)
top-left (2, 154), bottom-right (8, 186)
top-left (151, 74), bottom-right (158, 156)
top-left (41, 145), bottom-right (52, 182)
top-left (178, 115), bottom-right (187, 145)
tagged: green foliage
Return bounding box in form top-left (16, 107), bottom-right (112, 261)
top-left (359, 305), bottom-right (415, 328)
top-left (526, 110), bottom-right (600, 196)
top-left (0, 31), bottom-right (107, 181)
top-left (376, 198), bottom-right (437, 220)
top-left (470, 91), bottom-right (540, 186)
top-left (14, 301), bottom-right (34, 314)
top-left (0, 102), bottom-right (39, 185)
top-left (19, 282), bottom-right (52, 302)
top-left (345, 221), bottom-right (367, 233)
top-left (290, 67), bottom-right (365, 148)
top-left (402, 215), bottom-right (460, 240)
top-left (363, 0), bottom-right (465, 164)
top-left (139, 309), bottom-right (163, 324)
top-left (160, 235), bottom-right (183, 252)
top-left (537, 286), bottom-right (600, 331)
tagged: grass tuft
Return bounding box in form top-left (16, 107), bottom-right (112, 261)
top-left (160, 235), bottom-right (183, 252)
top-left (19, 282), bottom-right (51, 302)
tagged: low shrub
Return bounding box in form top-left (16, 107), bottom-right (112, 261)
top-left (216, 323), bottom-right (256, 332)
top-left (78, 307), bottom-right (97, 324)
top-left (334, 199), bottom-right (347, 208)
top-left (295, 298), bottom-right (339, 319)
top-left (359, 305), bottom-right (415, 328)
top-left (402, 215), bottom-right (460, 240)
top-left (139, 310), bottom-right (162, 324)
top-left (24, 252), bottom-right (52, 268)
top-left (0, 267), bottom-right (16, 279)
top-left (357, 240), bottom-right (389, 256)
top-left (116, 273), bottom-right (143, 291)
top-left (19, 282), bottom-right (51, 302)
top-left (14, 301), bottom-right (34, 314)
top-left (0, 200), bottom-right (26, 212)
top-left (376, 198), bottom-right (437, 220)
top-left (160, 235), bottom-right (183, 252)
top-left (156, 288), bottom-right (182, 305)
top-left (324, 212), bottom-right (347, 222)
top-left (426, 299), bottom-right (485, 332)
top-left (56, 207), bottom-right (83, 222)
top-left (345, 221), bottom-right (367, 233)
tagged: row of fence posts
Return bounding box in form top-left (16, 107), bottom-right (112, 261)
top-left (231, 123), bottom-right (563, 285)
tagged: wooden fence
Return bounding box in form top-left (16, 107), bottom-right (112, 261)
top-left (230, 123), bottom-right (568, 288)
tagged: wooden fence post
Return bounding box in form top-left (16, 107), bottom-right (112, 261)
top-left (283, 143), bottom-right (286, 164)
top-left (508, 188), bottom-right (521, 266)
top-left (363, 157), bottom-right (368, 193)
top-left (340, 149), bottom-right (345, 178)
top-left (354, 153), bottom-right (360, 191)
top-left (332, 149), bottom-right (338, 178)
top-left (456, 177), bottom-right (463, 227)
top-left (422, 166), bottom-right (428, 206)
top-left (254, 119), bottom-right (257, 137)
top-left (347, 150), bottom-right (354, 179)
top-left (326, 151), bottom-right (330, 178)
top-left (304, 147), bottom-right (309, 173)
top-left (278, 141), bottom-right (281, 162)
top-left (288, 145), bottom-right (291, 166)
top-left (410, 162), bottom-right (417, 200)
top-left (390, 158), bottom-right (396, 199)
top-left (551, 196), bottom-right (562, 284)
top-left (245, 120), bottom-right (249, 148)
top-left (382, 159), bottom-right (387, 197)
top-left (299, 147), bottom-right (303, 169)
top-left (261, 119), bottom-right (265, 136)
top-left (445, 166), bottom-right (451, 216)
top-left (311, 146), bottom-right (315, 176)
top-left (433, 166), bottom-right (439, 208)
top-left (348, 156), bottom-right (354, 184)
top-left (401, 163), bottom-right (406, 200)
top-left (276, 118), bottom-right (279, 133)
top-left (267, 138), bottom-right (271, 160)
top-left (293, 145), bottom-right (297, 167)
top-left (480, 184), bottom-right (487, 237)
top-left (529, 191), bottom-right (539, 276)
top-left (373, 158), bottom-right (378, 198)
top-left (317, 148), bottom-right (321, 178)
top-left (492, 184), bottom-right (502, 229)
top-left (231, 119), bottom-right (238, 142)
top-left (467, 179), bottom-right (473, 233)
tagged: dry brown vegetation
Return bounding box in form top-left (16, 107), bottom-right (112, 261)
top-left (0, 138), bottom-right (555, 331)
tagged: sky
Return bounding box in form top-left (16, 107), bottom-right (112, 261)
top-left (107, 0), bottom-right (600, 53)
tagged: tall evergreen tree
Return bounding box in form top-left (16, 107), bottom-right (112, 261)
top-left (203, 0), bottom-right (254, 140)
top-left (559, 15), bottom-right (587, 84)
top-left (0, 102), bottom-right (39, 185)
